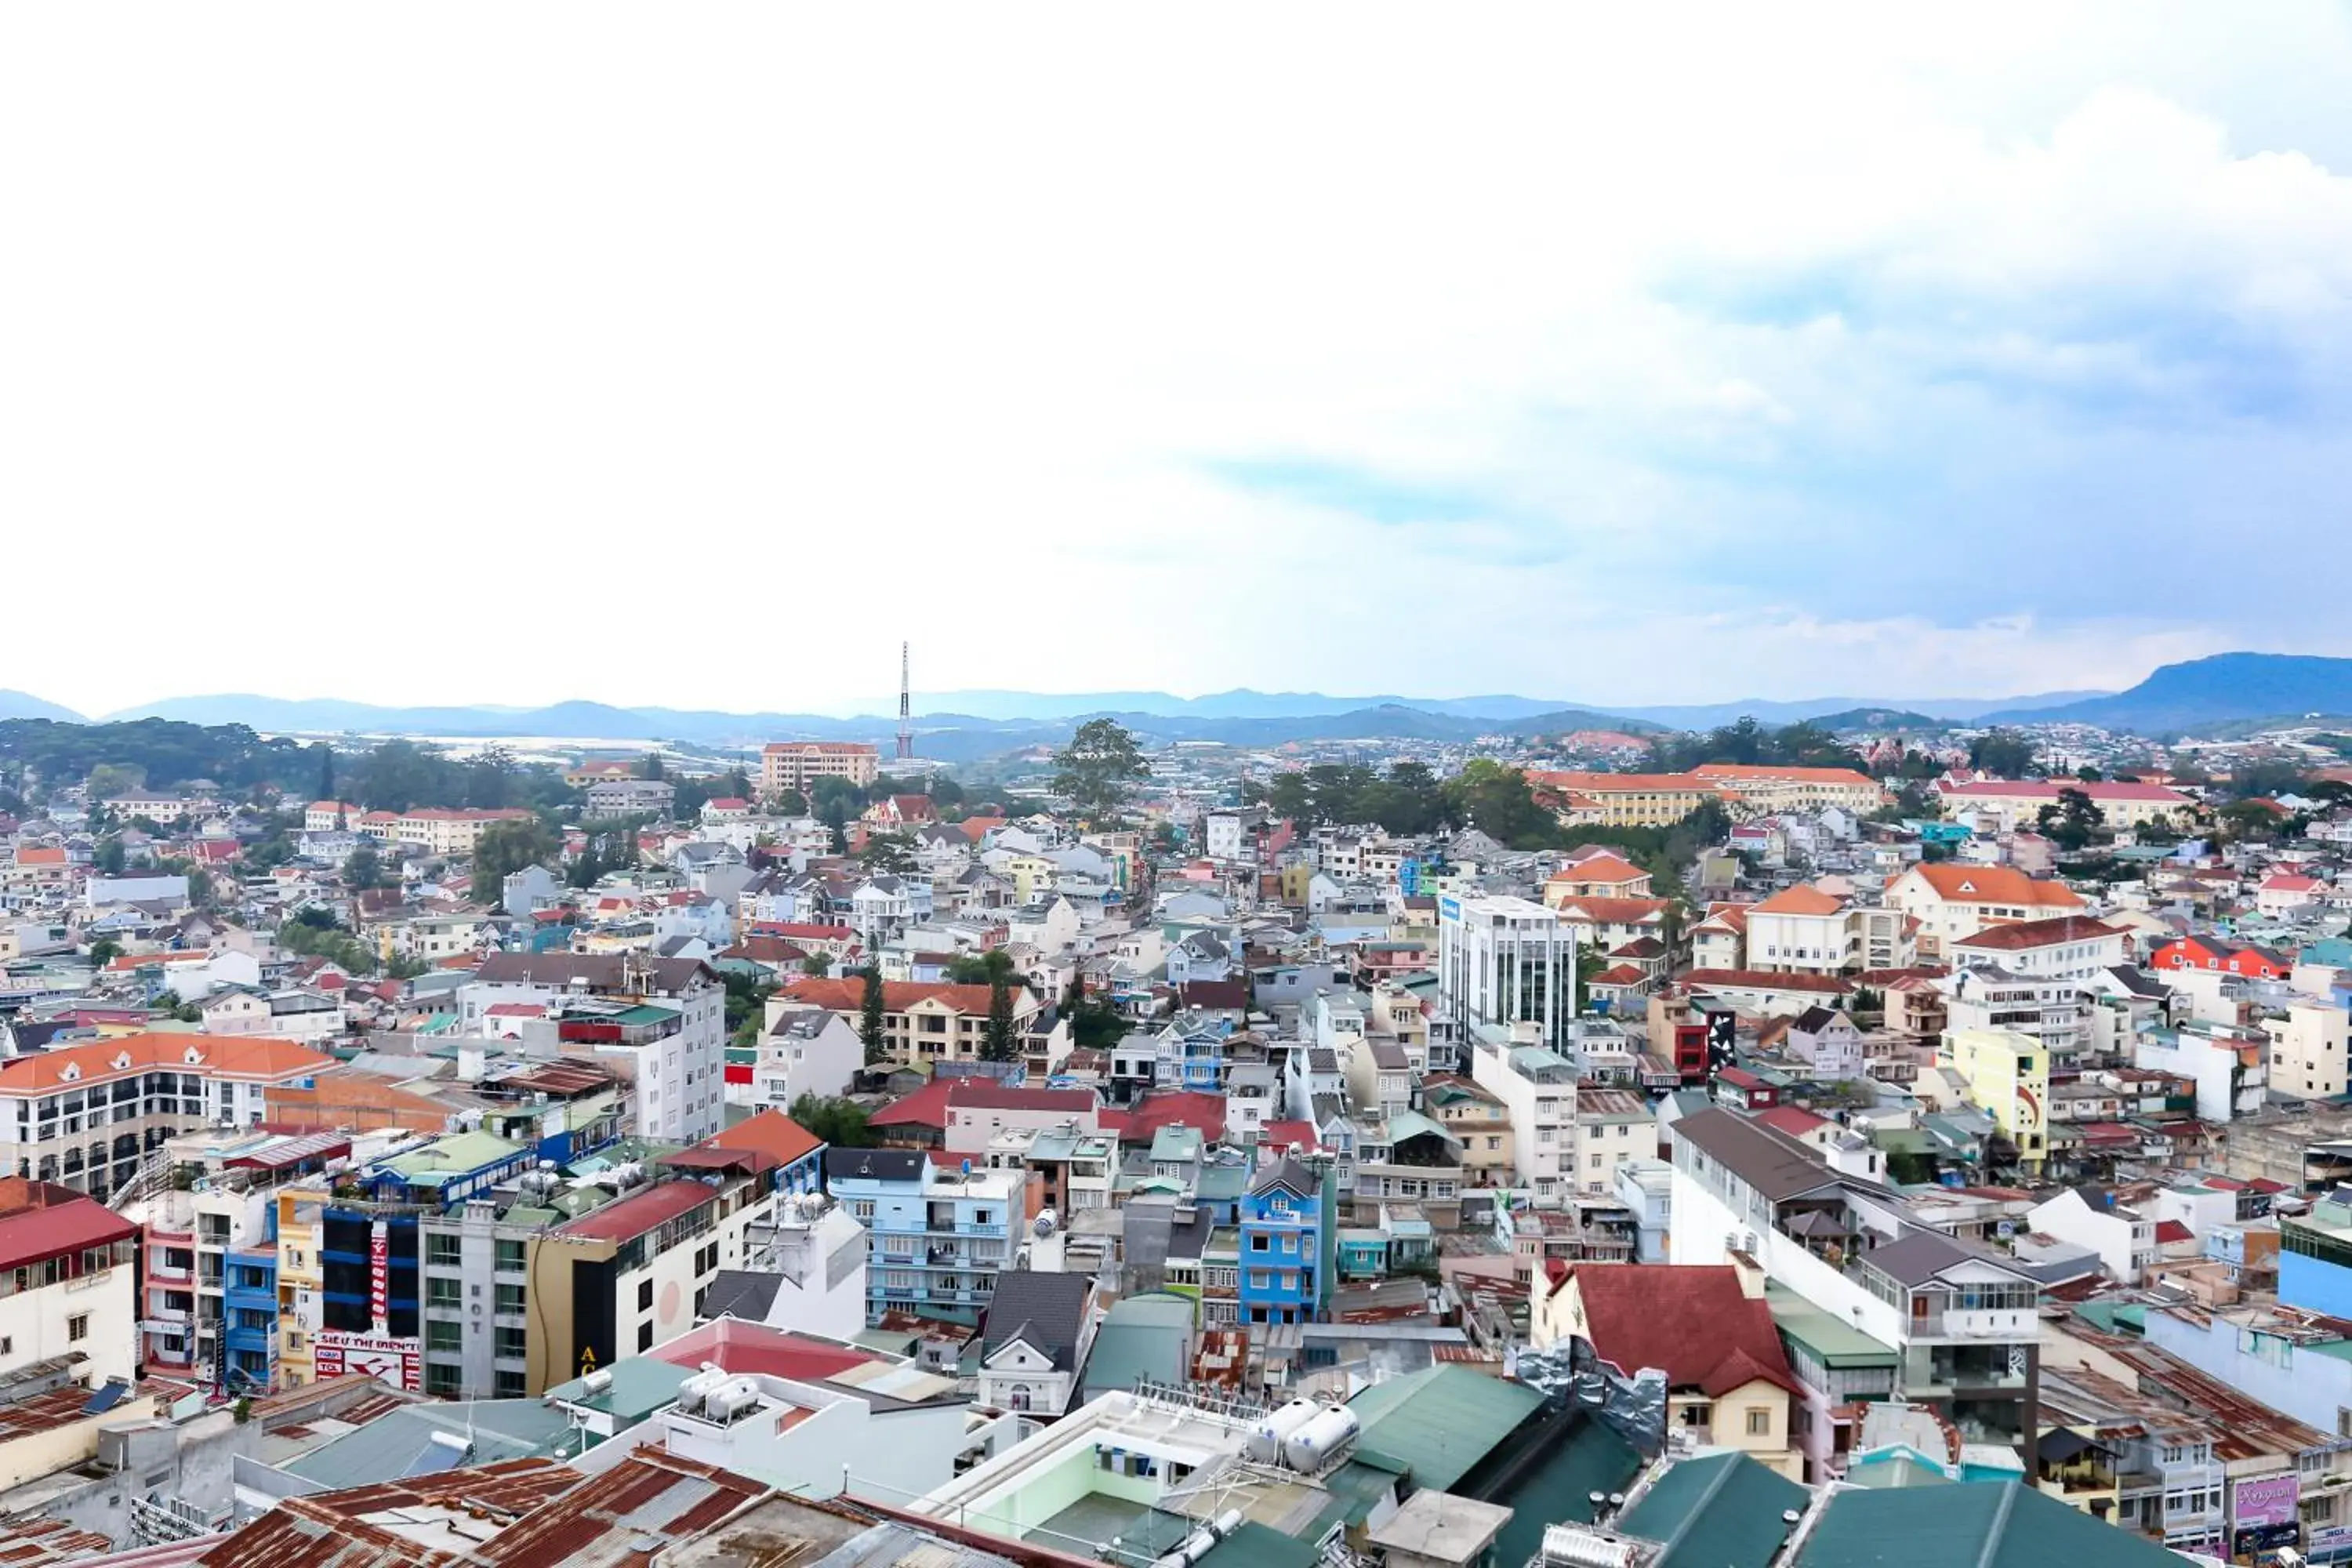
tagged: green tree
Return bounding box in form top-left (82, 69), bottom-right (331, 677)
top-left (1442, 760), bottom-right (1556, 848)
top-left (641, 750), bottom-right (666, 781)
top-left (1968, 730), bottom-right (2038, 778)
top-left (774, 787), bottom-right (808, 815)
top-left (473, 817), bottom-right (561, 895)
top-left (93, 835), bottom-right (126, 876)
top-left (343, 842), bottom-right (384, 890)
top-left (2034, 788), bottom-right (2103, 852)
top-left (1051, 718), bottom-right (1150, 821)
top-left (464, 746), bottom-right (516, 810)
top-left (983, 967), bottom-right (1018, 1062)
top-left (314, 743), bottom-right (336, 804)
top-left (858, 832), bottom-right (918, 875)
top-left (788, 1094), bottom-right (873, 1149)
top-left (87, 937), bottom-right (122, 970)
top-left (858, 966), bottom-right (888, 1065)
top-left (85, 762), bottom-right (144, 801)
top-left (1067, 972), bottom-right (1131, 1050)
top-left (800, 952), bottom-right (832, 977)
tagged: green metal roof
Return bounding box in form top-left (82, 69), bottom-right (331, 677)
top-left (1385, 1109), bottom-right (1461, 1147)
top-left (1798, 1480), bottom-right (2187, 1568)
top-left (543, 1356), bottom-right (693, 1422)
top-left (1619, 1453), bottom-right (1809, 1568)
top-left (372, 1130), bottom-right (525, 1184)
top-left (1767, 1285), bottom-right (1898, 1368)
top-left (1201, 1523), bottom-right (1319, 1568)
top-left (2068, 1301), bottom-right (2147, 1337)
top-left (1080, 1296), bottom-right (1193, 1399)
top-left (1486, 1418), bottom-right (1643, 1568)
top-left (1348, 1366), bottom-right (1543, 1491)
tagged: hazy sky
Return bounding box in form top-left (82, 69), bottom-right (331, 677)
top-left (7, 4), bottom-right (2352, 718)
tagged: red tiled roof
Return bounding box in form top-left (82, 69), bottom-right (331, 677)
top-left (701, 1109), bottom-right (825, 1168)
top-left (1119, 1090), bottom-right (1228, 1145)
top-left (2154, 1219), bottom-right (2195, 1244)
top-left (1549, 1263), bottom-right (1804, 1398)
top-left (869, 1076), bottom-right (957, 1129)
top-left (1903, 862), bottom-right (2084, 909)
top-left (0, 1180), bottom-right (137, 1271)
top-left (1753, 1106), bottom-right (1828, 1138)
top-left (554, 1179), bottom-right (713, 1243)
top-left (0, 1033), bottom-right (333, 1093)
top-left (1951, 915), bottom-right (2125, 952)
top-left (1751, 885), bottom-right (1846, 916)
top-left (1939, 779), bottom-right (2191, 804)
top-left (1257, 1120), bottom-right (1327, 1154)
top-left (784, 978), bottom-right (996, 1013)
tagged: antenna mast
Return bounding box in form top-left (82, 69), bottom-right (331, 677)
top-left (896, 641), bottom-right (913, 761)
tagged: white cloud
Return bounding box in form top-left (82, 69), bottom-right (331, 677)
top-left (2, 4), bottom-right (2350, 716)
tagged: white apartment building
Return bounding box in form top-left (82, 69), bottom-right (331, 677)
top-left (1942, 965), bottom-right (2089, 1065)
top-left (0, 1178), bottom-right (140, 1387)
top-left (461, 953), bottom-right (725, 1142)
top-left (0, 1033), bottom-right (337, 1203)
top-left (2263, 997), bottom-right (2351, 1099)
top-left (1951, 914), bottom-right (2129, 982)
top-left (1439, 895), bottom-right (1574, 1053)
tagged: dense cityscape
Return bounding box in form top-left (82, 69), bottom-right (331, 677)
top-left (0, 666), bottom-right (2348, 1568)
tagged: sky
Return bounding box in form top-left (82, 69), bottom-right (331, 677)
top-left (6, 4), bottom-right (2352, 720)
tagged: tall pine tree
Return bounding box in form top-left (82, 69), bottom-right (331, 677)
top-left (859, 966), bottom-right (888, 1065)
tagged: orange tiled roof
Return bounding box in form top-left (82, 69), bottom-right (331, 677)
top-left (1751, 884), bottom-right (1848, 916)
top-left (1904, 862), bottom-right (2083, 909)
top-left (0, 1033), bottom-right (334, 1093)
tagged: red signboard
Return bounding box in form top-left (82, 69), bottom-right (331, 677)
top-left (368, 1221), bottom-right (390, 1330)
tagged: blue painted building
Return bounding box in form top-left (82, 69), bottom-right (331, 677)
top-left (1237, 1156), bottom-right (1333, 1327)
top-left (2281, 1206), bottom-right (2352, 1319)
top-left (223, 1247), bottom-right (279, 1393)
top-left (823, 1147), bottom-right (1024, 1327)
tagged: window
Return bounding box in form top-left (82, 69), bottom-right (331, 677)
top-left (1681, 1403), bottom-right (1711, 1427)
top-left (1251, 1235), bottom-right (1270, 1252)
top-left (637, 1322), bottom-right (655, 1352)
top-left (1747, 1409), bottom-right (1770, 1436)
top-left (495, 1370), bottom-right (527, 1399)
top-left (495, 1326), bottom-right (527, 1359)
top-left (426, 1363), bottom-right (463, 1397)
top-left (426, 1278), bottom-right (462, 1309)
top-left (495, 1240), bottom-right (526, 1272)
top-left (494, 1283), bottom-right (526, 1315)
top-left (426, 1234), bottom-right (463, 1268)
top-left (426, 1320), bottom-right (463, 1353)
top-left (67, 1315), bottom-right (89, 1342)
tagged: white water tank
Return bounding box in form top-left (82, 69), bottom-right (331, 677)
top-left (1244, 1399), bottom-right (1320, 1465)
top-left (677, 1367), bottom-right (728, 1410)
top-left (1282, 1405), bottom-right (1359, 1473)
top-left (707, 1377), bottom-right (763, 1422)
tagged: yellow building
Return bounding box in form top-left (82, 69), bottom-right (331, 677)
top-left (1526, 771), bottom-right (1735, 829)
top-left (760, 741), bottom-right (879, 799)
top-left (1004, 855), bottom-right (1057, 905)
top-left (1940, 1029), bottom-right (2049, 1172)
top-left (1690, 764), bottom-right (1890, 815)
top-left (275, 1187), bottom-right (325, 1389)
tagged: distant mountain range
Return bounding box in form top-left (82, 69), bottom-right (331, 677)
top-left (1978, 652), bottom-right (2352, 734)
top-left (0, 690), bottom-right (87, 724)
top-left (2, 652), bottom-right (2338, 753)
